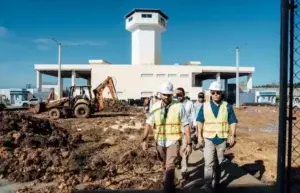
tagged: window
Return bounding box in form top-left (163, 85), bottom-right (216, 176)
top-left (142, 14), bottom-right (152, 18)
top-left (159, 17), bottom-right (166, 27)
top-left (128, 17), bottom-right (133, 22)
top-left (156, 74), bottom-right (166, 78)
top-left (168, 74), bottom-right (177, 77)
top-left (180, 74), bottom-right (189, 78)
top-left (141, 92), bottom-right (153, 97)
top-left (141, 73), bottom-right (154, 78)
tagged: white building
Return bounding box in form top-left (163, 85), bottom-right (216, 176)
top-left (34, 9), bottom-right (255, 100)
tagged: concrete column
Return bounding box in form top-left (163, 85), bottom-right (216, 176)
top-left (224, 79), bottom-right (228, 99)
top-left (216, 72), bottom-right (221, 83)
top-left (87, 76), bottom-right (91, 86)
top-left (192, 73), bottom-right (196, 87)
top-left (71, 71), bottom-right (76, 86)
top-left (247, 73), bottom-right (253, 91)
top-left (36, 71), bottom-right (42, 92)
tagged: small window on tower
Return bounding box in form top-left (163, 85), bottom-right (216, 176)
top-left (128, 17), bottom-right (133, 22)
top-left (159, 17), bottom-right (166, 27)
top-left (141, 14), bottom-right (152, 18)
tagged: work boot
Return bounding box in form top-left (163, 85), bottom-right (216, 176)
top-left (163, 169), bottom-right (176, 193)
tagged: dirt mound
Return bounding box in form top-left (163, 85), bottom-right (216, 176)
top-left (0, 111), bottom-right (162, 192)
top-left (0, 111), bottom-right (82, 183)
top-left (102, 99), bottom-right (143, 113)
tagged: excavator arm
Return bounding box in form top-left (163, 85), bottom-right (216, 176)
top-left (93, 76), bottom-right (117, 111)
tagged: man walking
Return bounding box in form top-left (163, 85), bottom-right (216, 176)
top-left (174, 87), bottom-right (195, 179)
top-left (141, 82), bottom-right (192, 193)
top-left (196, 81), bottom-right (238, 191)
top-left (193, 92), bottom-right (206, 127)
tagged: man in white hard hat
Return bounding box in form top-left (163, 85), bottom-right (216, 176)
top-left (141, 81), bottom-right (192, 193)
top-left (196, 81), bottom-right (238, 191)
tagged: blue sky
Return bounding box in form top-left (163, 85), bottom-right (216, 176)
top-left (0, 0), bottom-right (279, 88)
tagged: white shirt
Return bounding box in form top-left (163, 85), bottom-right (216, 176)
top-left (181, 99), bottom-right (195, 125)
top-left (193, 101), bottom-right (203, 126)
top-left (146, 100), bottom-right (189, 147)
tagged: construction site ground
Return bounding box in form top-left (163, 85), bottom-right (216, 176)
top-left (0, 105), bottom-right (282, 193)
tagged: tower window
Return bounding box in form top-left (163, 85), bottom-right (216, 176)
top-left (159, 17), bottom-right (166, 27)
top-left (128, 17), bottom-right (133, 22)
top-left (142, 14), bottom-right (152, 18)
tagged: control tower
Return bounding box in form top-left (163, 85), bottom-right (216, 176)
top-left (125, 9), bottom-right (168, 65)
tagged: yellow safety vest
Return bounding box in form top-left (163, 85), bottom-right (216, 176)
top-left (203, 101), bottom-right (230, 138)
top-left (152, 100), bottom-right (182, 142)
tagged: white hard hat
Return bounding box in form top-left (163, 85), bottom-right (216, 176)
top-left (160, 81), bottom-right (174, 95)
top-left (209, 81), bottom-right (223, 91)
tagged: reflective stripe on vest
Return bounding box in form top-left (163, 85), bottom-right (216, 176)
top-left (153, 100), bottom-right (182, 142)
top-left (203, 101), bottom-right (229, 138)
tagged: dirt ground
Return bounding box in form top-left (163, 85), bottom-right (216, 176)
top-left (0, 104), bottom-right (286, 192)
top-left (228, 106), bottom-right (279, 184)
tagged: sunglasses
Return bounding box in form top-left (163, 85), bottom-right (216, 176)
top-left (175, 93), bottom-right (183, 98)
top-left (211, 91), bottom-right (222, 95)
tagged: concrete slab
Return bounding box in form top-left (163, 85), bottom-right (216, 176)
top-left (175, 148), bottom-right (274, 193)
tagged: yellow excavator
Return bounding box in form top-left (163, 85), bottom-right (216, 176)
top-left (32, 76), bottom-right (118, 119)
top-left (93, 76), bottom-right (117, 111)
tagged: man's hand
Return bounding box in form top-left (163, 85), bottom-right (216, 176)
top-left (227, 135), bottom-right (236, 148)
top-left (196, 137), bottom-right (205, 149)
top-left (185, 144), bottom-right (192, 155)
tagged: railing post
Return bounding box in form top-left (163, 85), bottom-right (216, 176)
top-left (277, 0), bottom-right (290, 192)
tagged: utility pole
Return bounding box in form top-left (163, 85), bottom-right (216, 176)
top-left (236, 47), bottom-right (240, 108)
top-left (52, 38), bottom-right (62, 100)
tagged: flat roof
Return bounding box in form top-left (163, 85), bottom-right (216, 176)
top-left (125, 9), bottom-right (168, 20)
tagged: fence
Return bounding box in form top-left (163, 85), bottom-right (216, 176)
top-left (278, 0), bottom-right (300, 192)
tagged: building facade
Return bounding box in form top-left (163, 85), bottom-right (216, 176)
top-left (34, 9), bottom-right (255, 101)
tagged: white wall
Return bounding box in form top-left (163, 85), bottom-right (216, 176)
top-left (131, 27), bottom-right (162, 65)
top-left (91, 65), bottom-right (204, 100)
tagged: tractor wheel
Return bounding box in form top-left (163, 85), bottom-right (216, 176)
top-left (49, 108), bottom-right (61, 119)
top-left (74, 104), bottom-right (90, 118)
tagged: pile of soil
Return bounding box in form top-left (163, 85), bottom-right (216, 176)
top-left (102, 99), bottom-right (143, 113)
top-left (0, 111), bottom-right (162, 192)
top-left (0, 111), bottom-right (82, 183)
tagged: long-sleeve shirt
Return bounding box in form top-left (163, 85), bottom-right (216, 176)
top-left (181, 99), bottom-right (195, 127)
top-left (146, 100), bottom-right (189, 147)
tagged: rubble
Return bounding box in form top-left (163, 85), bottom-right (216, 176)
top-left (0, 111), bottom-right (163, 193)
top-left (102, 99), bottom-right (143, 113)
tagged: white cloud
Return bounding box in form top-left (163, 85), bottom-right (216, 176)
top-left (33, 38), bottom-right (52, 44)
top-left (0, 26), bottom-right (9, 38)
top-left (33, 38), bottom-right (107, 50)
top-left (63, 40), bottom-right (106, 46)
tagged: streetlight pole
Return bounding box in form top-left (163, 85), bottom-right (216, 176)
top-left (52, 38), bottom-right (62, 100)
top-left (236, 47), bottom-right (240, 108)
